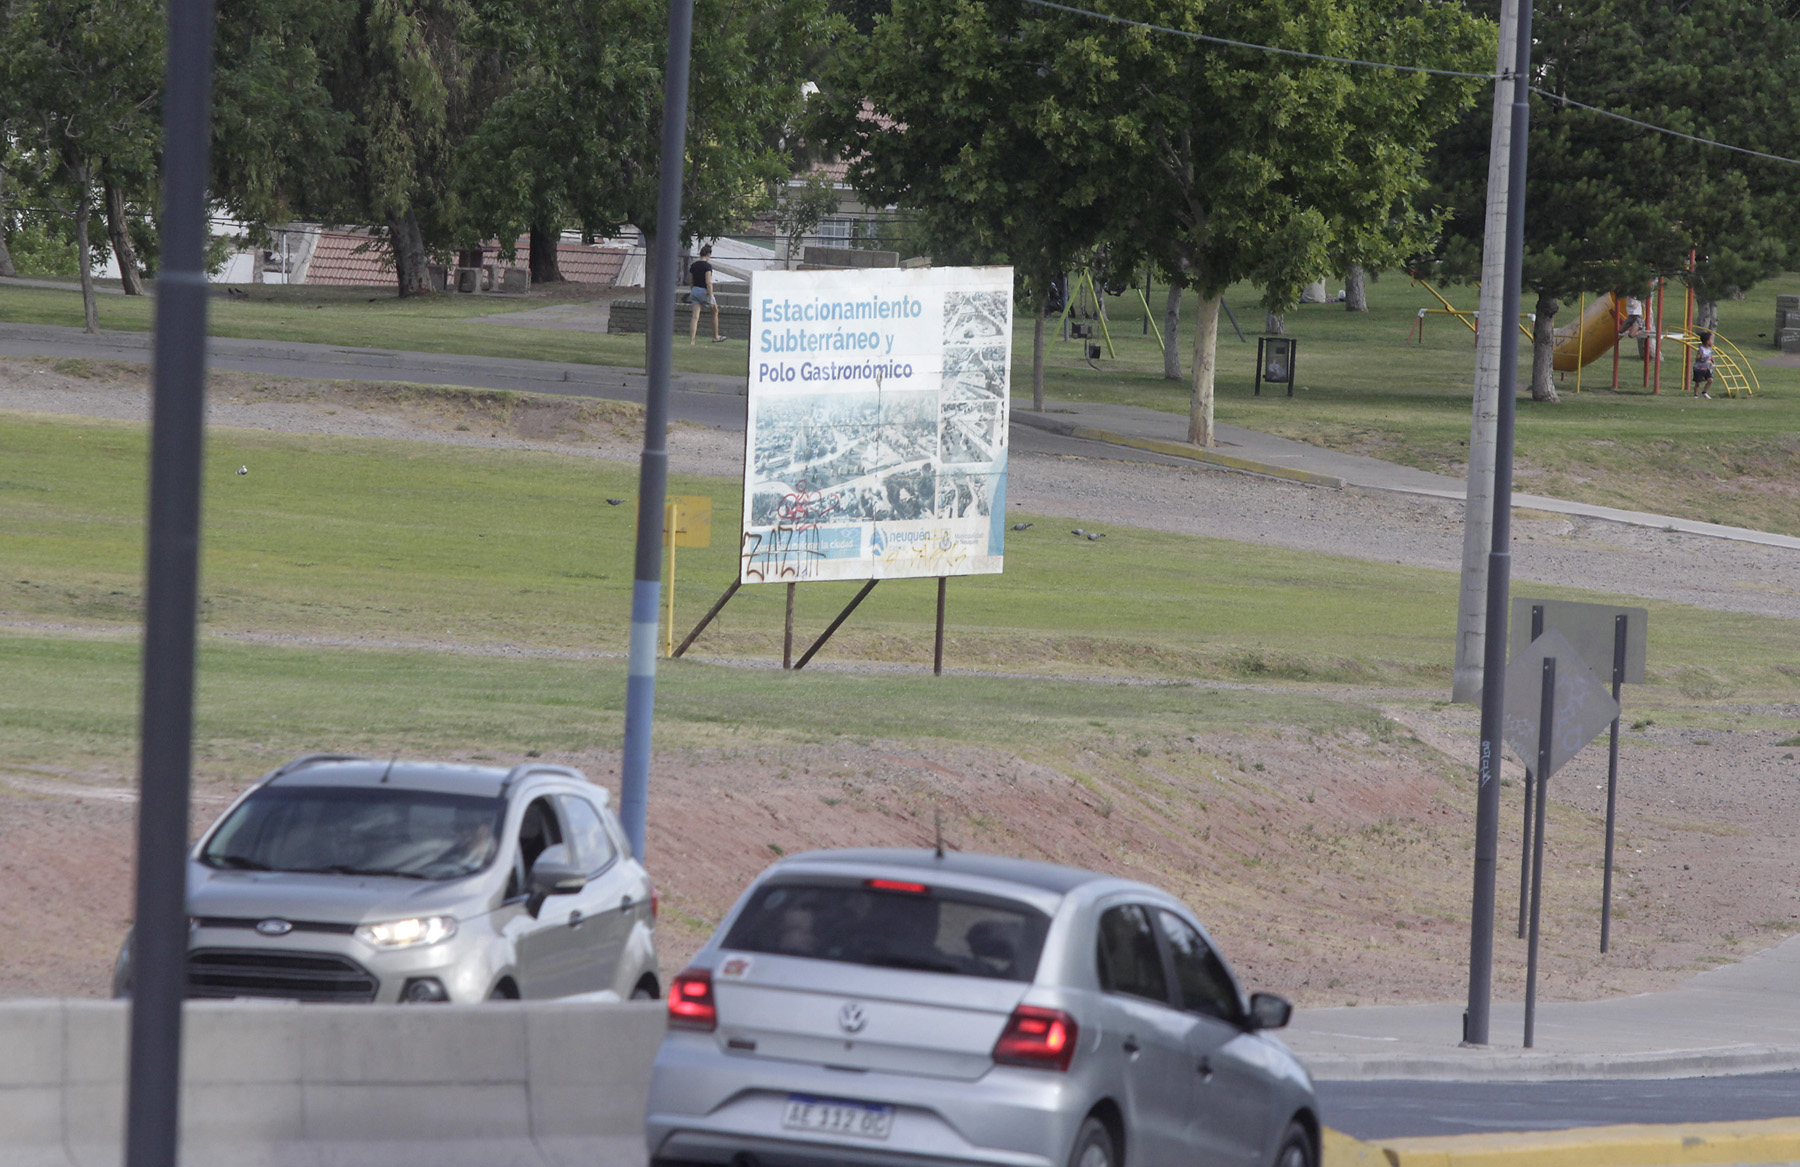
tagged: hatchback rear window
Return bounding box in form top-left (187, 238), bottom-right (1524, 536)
top-left (722, 879), bottom-right (1050, 981)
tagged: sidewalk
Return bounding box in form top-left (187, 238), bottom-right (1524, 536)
top-left (1013, 398), bottom-right (1800, 551)
top-left (1286, 930), bottom-right (1800, 1082)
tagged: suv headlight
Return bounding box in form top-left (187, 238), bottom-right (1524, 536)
top-left (354, 916), bottom-right (457, 949)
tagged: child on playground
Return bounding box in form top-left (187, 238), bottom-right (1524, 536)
top-left (1619, 294), bottom-right (1645, 338)
top-left (1691, 329), bottom-right (1714, 399)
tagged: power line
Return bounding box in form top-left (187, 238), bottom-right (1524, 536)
top-left (1020, 0), bottom-right (1499, 81)
top-left (1528, 88), bottom-right (1800, 168)
top-left (1021, 0), bottom-right (1800, 169)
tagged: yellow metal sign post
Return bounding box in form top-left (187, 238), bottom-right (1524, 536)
top-left (663, 496), bottom-right (711, 656)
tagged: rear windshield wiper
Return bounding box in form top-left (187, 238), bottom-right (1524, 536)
top-left (862, 953), bottom-right (962, 974)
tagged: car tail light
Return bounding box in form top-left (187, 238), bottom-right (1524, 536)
top-left (992, 1005), bottom-right (1077, 1071)
top-left (866, 878), bottom-right (929, 894)
top-left (668, 967), bottom-right (716, 1031)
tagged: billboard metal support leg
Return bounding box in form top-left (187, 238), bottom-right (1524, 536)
top-left (795, 580), bottom-right (879, 670)
top-left (783, 582), bottom-right (796, 669)
top-left (673, 577), bottom-right (740, 659)
top-left (934, 577), bottom-right (947, 676)
top-left (1524, 656), bottom-right (1556, 1049)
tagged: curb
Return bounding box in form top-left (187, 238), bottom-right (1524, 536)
top-left (1301, 1043), bottom-right (1800, 1083)
top-left (1325, 1118), bottom-right (1800, 1167)
top-left (1011, 410), bottom-right (1347, 488)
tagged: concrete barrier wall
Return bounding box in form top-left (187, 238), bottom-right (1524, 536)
top-left (0, 998), bottom-right (665, 1167)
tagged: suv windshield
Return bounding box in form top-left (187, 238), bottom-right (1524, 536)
top-left (722, 879), bottom-right (1050, 982)
top-left (201, 785), bottom-right (504, 880)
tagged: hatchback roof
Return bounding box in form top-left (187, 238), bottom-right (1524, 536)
top-left (776, 848), bottom-right (1110, 895)
top-left (263, 757), bottom-right (512, 798)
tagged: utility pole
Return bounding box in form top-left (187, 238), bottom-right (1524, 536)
top-left (1465, 0), bottom-right (1535, 1048)
top-left (618, 0), bottom-right (696, 863)
top-left (1451, 2), bottom-right (1520, 706)
top-left (124, 0), bottom-right (215, 1160)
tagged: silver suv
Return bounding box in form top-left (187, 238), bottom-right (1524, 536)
top-left (646, 849), bottom-right (1317, 1167)
top-left (112, 754), bottom-right (658, 1004)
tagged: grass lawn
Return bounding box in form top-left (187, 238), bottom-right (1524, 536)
top-left (1030, 272), bottom-right (1800, 536)
top-left (7, 269), bottom-right (1799, 533)
top-left (3, 410), bottom-right (1795, 778)
top-left (0, 628), bottom-right (1393, 777)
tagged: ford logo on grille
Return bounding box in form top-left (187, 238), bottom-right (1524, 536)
top-left (255, 919), bottom-right (294, 937)
top-left (838, 1002), bottom-right (867, 1034)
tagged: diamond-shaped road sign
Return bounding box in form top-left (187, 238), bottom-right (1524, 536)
top-left (1502, 628), bottom-right (1621, 777)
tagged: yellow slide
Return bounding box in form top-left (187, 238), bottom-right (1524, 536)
top-left (1551, 291), bottom-right (1620, 371)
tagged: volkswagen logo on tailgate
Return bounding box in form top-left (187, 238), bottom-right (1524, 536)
top-left (838, 1002), bottom-right (868, 1034)
top-left (255, 918), bottom-right (294, 936)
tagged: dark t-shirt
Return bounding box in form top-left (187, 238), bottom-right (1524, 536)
top-left (689, 259), bottom-right (712, 288)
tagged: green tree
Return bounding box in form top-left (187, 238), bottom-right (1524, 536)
top-left (1097, 0), bottom-right (1490, 444)
top-left (211, 0), bottom-right (357, 232)
top-left (813, 0), bottom-right (1486, 443)
top-left (0, 0), bottom-right (162, 327)
top-left (0, 135), bottom-right (19, 278)
top-left (624, 0), bottom-right (839, 303)
top-left (1426, 0), bottom-right (1800, 401)
top-left (300, 0), bottom-right (474, 295)
top-left (455, 0), bottom-right (835, 304)
top-left (453, 0), bottom-right (659, 283)
top-left (811, 0), bottom-right (1121, 411)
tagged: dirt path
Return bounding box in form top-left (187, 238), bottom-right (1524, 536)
top-left (4, 358), bottom-right (1798, 1006)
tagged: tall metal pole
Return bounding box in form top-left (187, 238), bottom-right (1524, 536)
top-left (125, 0), bottom-right (215, 1160)
top-left (1465, 0), bottom-right (1534, 1048)
top-left (619, 0), bottom-right (696, 863)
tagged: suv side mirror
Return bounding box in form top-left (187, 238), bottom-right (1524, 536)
top-left (1246, 992), bottom-right (1292, 1031)
top-left (525, 845), bottom-right (587, 918)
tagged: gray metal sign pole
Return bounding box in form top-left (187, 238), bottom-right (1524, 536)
top-left (1601, 613), bottom-right (1627, 951)
top-left (125, 0), bottom-right (215, 1160)
top-left (1518, 604), bottom-right (1544, 938)
top-left (618, 0), bottom-right (696, 863)
top-left (1516, 762), bottom-right (1533, 939)
top-left (1466, 0), bottom-right (1535, 1048)
top-left (1523, 656), bottom-right (1556, 1048)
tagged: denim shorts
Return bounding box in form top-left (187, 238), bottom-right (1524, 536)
top-left (689, 285), bottom-right (713, 307)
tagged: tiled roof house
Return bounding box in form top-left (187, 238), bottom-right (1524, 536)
top-left (298, 230), bottom-right (628, 287)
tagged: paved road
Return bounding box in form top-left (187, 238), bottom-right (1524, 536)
top-left (1318, 1071), bottom-right (1800, 1139)
top-left (0, 321), bottom-right (1204, 468)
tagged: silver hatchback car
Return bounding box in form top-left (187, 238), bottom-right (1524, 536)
top-left (645, 849), bottom-right (1317, 1167)
top-left (112, 753), bottom-right (659, 1004)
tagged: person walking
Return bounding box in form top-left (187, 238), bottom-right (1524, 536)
top-left (1691, 329), bottom-right (1714, 399)
top-left (688, 244), bottom-right (724, 344)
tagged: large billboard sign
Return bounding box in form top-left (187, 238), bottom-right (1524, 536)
top-left (740, 266), bottom-right (1012, 584)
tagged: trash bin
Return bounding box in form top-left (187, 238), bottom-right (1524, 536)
top-left (1255, 337), bottom-right (1295, 397)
